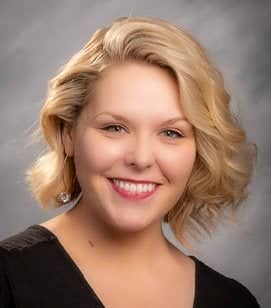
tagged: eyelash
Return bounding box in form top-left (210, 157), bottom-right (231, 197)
top-left (101, 125), bottom-right (184, 139)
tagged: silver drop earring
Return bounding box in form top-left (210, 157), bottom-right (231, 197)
top-left (58, 154), bottom-right (71, 204)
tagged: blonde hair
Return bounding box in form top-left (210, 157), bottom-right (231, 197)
top-left (26, 16), bottom-right (257, 246)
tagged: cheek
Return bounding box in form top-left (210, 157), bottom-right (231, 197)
top-left (160, 141), bottom-right (196, 183)
top-left (74, 131), bottom-right (125, 173)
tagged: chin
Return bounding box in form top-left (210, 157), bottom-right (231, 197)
top-left (107, 215), bottom-right (156, 233)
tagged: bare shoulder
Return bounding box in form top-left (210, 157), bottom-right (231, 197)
top-left (39, 213), bottom-right (72, 242)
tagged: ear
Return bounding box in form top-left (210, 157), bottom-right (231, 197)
top-left (62, 123), bottom-right (74, 157)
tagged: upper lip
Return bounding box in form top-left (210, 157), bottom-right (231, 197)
top-left (109, 177), bottom-right (161, 185)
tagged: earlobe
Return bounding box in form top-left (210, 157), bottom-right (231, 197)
top-left (62, 124), bottom-right (74, 157)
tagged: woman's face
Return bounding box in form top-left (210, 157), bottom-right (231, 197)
top-left (64, 61), bottom-right (196, 232)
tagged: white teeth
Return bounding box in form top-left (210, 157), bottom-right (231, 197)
top-left (112, 179), bottom-right (156, 193)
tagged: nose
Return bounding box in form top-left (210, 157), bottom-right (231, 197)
top-left (124, 134), bottom-right (155, 170)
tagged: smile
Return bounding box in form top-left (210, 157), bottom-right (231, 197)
top-left (108, 178), bottom-right (160, 200)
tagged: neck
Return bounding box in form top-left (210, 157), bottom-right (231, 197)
top-left (63, 197), bottom-right (177, 271)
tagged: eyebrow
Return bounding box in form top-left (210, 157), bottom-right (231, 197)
top-left (93, 111), bottom-right (190, 125)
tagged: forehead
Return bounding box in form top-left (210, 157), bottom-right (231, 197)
top-left (87, 61), bottom-right (186, 118)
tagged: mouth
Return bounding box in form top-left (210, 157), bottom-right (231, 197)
top-left (108, 177), bottom-right (162, 185)
top-left (107, 178), bottom-right (160, 201)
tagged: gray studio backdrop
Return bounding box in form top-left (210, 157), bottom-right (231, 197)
top-left (0, 1), bottom-right (270, 307)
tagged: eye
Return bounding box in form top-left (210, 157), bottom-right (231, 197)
top-left (101, 124), bottom-right (126, 133)
top-left (161, 129), bottom-right (183, 139)
top-left (101, 125), bottom-right (183, 138)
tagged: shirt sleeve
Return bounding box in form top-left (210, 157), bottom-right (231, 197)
top-left (230, 278), bottom-right (261, 308)
top-left (0, 248), bottom-right (15, 308)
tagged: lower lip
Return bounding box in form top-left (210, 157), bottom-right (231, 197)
top-left (108, 179), bottom-right (160, 200)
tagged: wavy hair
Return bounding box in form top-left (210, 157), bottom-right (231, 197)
top-left (26, 16), bottom-right (257, 246)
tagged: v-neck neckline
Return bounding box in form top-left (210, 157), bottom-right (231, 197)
top-left (29, 224), bottom-right (199, 308)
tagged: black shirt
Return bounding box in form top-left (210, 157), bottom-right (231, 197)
top-left (0, 224), bottom-right (260, 307)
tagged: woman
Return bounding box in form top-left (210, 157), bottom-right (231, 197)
top-left (0, 16), bottom-right (260, 307)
